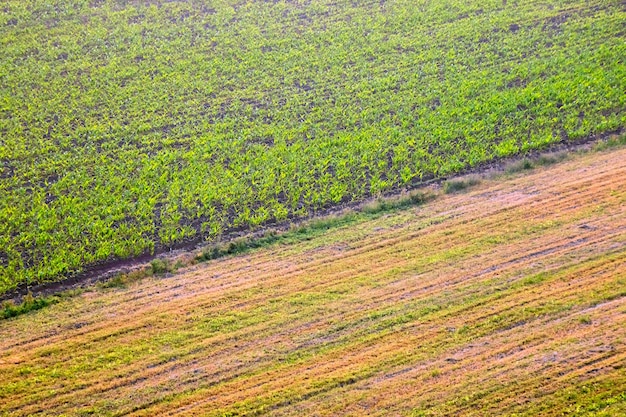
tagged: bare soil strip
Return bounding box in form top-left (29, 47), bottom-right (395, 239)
top-left (1, 148), bottom-right (625, 416)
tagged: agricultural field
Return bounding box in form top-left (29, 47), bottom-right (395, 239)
top-left (1, 145), bottom-right (625, 416)
top-left (1, 0), bottom-right (625, 292)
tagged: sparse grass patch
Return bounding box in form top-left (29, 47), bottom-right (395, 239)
top-left (150, 258), bottom-right (173, 275)
top-left (362, 191), bottom-right (435, 215)
top-left (195, 191), bottom-right (434, 264)
top-left (1, 292), bottom-right (59, 320)
top-left (194, 215), bottom-right (359, 263)
top-left (592, 133), bottom-right (626, 152)
top-left (97, 274), bottom-right (129, 289)
top-left (97, 268), bottom-right (152, 290)
top-left (505, 158), bottom-right (535, 174)
top-left (1, 287), bottom-right (86, 320)
top-left (443, 176), bottom-right (481, 194)
top-left (536, 152), bottom-right (568, 166)
top-left (195, 233), bottom-right (282, 263)
top-left (504, 151), bottom-right (568, 175)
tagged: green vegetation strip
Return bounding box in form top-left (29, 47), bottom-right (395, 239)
top-left (1, 0), bottom-right (625, 293)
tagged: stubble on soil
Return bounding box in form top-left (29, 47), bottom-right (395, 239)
top-left (0, 148), bottom-right (625, 416)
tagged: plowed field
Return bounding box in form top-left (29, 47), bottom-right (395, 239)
top-left (1, 148), bottom-right (625, 416)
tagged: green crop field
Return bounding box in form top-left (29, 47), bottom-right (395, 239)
top-left (1, 0), bottom-right (624, 294)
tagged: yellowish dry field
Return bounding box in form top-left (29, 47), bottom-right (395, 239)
top-left (1, 148), bottom-right (625, 416)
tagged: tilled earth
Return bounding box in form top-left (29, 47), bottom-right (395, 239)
top-left (1, 148), bottom-right (625, 416)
